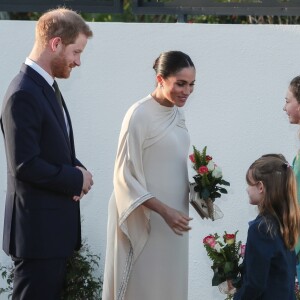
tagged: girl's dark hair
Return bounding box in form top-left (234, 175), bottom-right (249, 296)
top-left (289, 76), bottom-right (300, 103)
top-left (246, 153), bottom-right (300, 250)
top-left (153, 51), bottom-right (195, 78)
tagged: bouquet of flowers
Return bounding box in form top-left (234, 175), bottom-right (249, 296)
top-left (189, 146), bottom-right (230, 220)
top-left (203, 231), bottom-right (244, 298)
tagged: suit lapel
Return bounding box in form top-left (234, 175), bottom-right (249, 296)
top-left (43, 83), bottom-right (72, 153)
top-left (21, 64), bottom-right (72, 153)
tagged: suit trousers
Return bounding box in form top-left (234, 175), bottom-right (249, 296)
top-left (12, 256), bottom-right (67, 300)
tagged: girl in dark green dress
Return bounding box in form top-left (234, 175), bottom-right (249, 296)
top-left (283, 75), bottom-right (300, 284)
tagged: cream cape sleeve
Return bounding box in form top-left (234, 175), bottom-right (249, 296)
top-left (102, 95), bottom-right (184, 300)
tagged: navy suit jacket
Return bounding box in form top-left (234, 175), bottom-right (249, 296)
top-left (1, 64), bottom-right (84, 259)
top-left (234, 215), bottom-right (296, 300)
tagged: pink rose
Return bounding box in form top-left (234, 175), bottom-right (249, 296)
top-left (189, 154), bottom-right (195, 163)
top-left (198, 166), bottom-right (209, 174)
top-left (240, 244), bottom-right (246, 257)
top-left (203, 235), bottom-right (216, 248)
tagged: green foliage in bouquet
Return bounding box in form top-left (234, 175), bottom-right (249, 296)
top-left (189, 146), bottom-right (230, 201)
top-left (203, 231), bottom-right (243, 288)
top-left (0, 240), bottom-right (102, 299)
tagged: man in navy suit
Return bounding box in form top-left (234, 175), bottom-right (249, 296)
top-left (0, 8), bottom-right (94, 299)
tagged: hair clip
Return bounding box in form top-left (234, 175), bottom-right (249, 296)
top-left (282, 162), bottom-right (290, 169)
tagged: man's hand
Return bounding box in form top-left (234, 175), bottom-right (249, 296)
top-left (76, 166), bottom-right (93, 194)
top-left (73, 191), bottom-right (84, 202)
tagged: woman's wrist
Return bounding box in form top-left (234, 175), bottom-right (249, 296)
top-left (143, 197), bottom-right (168, 217)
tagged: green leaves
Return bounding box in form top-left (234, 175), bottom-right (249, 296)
top-left (224, 261), bottom-right (235, 274)
top-left (61, 241), bottom-right (103, 300)
top-left (0, 240), bottom-right (103, 300)
top-left (219, 188), bottom-right (228, 194)
top-left (221, 179), bottom-right (230, 186)
top-left (201, 188), bottom-right (210, 199)
top-left (0, 264), bottom-right (13, 297)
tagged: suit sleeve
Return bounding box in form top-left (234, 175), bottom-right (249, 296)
top-left (2, 90), bottom-right (83, 196)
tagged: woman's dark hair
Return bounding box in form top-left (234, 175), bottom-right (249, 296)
top-left (289, 76), bottom-right (300, 103)
top-left (153, 51), bottom-right (195, 78)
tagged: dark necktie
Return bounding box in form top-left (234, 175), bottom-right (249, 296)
top-left (52, 80), bottom-right (64, 112)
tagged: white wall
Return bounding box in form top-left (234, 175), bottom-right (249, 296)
top-left (0, 21), bottom-right (300, 299)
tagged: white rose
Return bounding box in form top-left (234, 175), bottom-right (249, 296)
top-left (212, 166), bottom-right (222, 178)
top-left (207, 160), bottom-right (215, 171)
top-left (214, 243), bottom-right (222, 253)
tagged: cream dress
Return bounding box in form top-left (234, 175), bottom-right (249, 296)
top-left (102, 95), bottom-right (190, 300)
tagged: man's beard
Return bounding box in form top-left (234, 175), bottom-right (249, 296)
top-left (51, 53), bottom-right (73, 79)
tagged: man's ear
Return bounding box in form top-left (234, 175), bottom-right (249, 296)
top-left (49, 37), bottom-right (62, 52)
